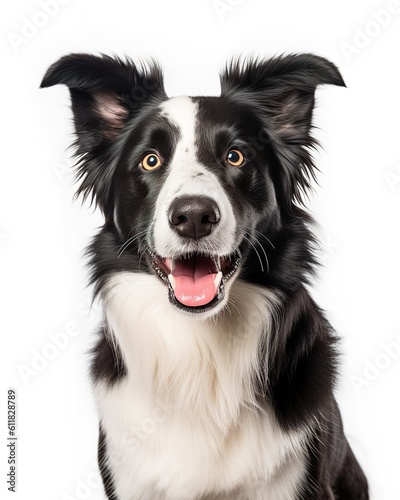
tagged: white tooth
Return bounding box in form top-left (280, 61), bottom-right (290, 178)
top-left (165, 258), bottom-right (174, 273)
top-left (214, 271), bottom-right (223, 290)
top-left (168, 274), bottom-right (176, 289)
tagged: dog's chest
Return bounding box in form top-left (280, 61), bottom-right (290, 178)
top-left (96, 379), bottom-right (306, 500)
top-left (96, 273), bottom-right (307, 499)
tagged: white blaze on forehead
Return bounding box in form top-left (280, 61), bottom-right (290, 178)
top-left (153, 97), bottom-right (237, 258)
top-left (160, 96), bottom-right (197, 147)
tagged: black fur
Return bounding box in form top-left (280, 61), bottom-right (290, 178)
top-left (41, 53), bottom-right (368, 499)
top-left (98, 424), bottom-right (118, 499)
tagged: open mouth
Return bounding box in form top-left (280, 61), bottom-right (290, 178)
top-left (149, 251), bottom-right (241, 313)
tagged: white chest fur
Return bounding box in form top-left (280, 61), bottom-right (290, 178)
top-left (94, 272), bottom-right (307, 500)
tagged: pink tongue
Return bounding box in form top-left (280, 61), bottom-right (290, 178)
top-left (174, 274), bottom-right (218, 307)
top-left (172, 257), bottom-right (218, 307)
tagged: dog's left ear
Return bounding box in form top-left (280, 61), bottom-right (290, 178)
top-left (220, 54), bottom-right (345, 206)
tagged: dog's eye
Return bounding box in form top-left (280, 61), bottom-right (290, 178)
top-left (140, 153), bottom-right (162, 171)
top-left (226, 149), bottom-right (245, 167)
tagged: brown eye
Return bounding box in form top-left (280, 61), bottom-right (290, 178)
top-left (141, 153), bottom-right (162, 171)
top-left (226, 149), bottom-right (245, 167)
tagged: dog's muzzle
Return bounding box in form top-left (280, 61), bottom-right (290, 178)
top-left (149, 196), bottom-right (241, 314)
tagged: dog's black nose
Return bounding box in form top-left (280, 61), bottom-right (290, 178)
top-left (169, 196), bottom-right (220, 240)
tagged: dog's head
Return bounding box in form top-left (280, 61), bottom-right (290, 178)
top-left (41, 53), bottom-right (344, 317)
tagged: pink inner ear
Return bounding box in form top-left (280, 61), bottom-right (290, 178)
top-left (93, 91), bottom-right (128, 132)
top-left (272, 91), bottom-right (313, 140)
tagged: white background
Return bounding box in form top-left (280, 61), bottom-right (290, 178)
top-left (1, 0), bottom-right (400, 499)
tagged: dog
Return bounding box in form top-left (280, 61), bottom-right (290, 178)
top-left (41, 53), bottom-right (369, 499)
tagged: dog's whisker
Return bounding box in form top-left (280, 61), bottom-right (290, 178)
top-left (117, 230), bottom-right (148, 258)
top-left (253, 229), bottom-right (275, 250)
top-left (248, 233), bottom-right (270, 274)
top-left (117, 235), bottom-right (138, 257)
top-left (119, 222), bottom-right (146, 248)
top-left (242, 235), bottom-right (265, 273)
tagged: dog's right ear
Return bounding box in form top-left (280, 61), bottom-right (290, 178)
top-left (41, 53), bottom-right (166, 150)
top-left (41, 54), bottom-right (166, 212)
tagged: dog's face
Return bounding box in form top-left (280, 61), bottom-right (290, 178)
top-left (41, 53), bottom-right (344, 317)
top-left (112, 95), bottom-right (280, 315)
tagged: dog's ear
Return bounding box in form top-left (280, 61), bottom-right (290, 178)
top-left (220, 54), bottom-right (345, 207)
top-left (41, 53), bottom-right (166, 147)
top-left (41, 53), bottom-right (166, 212)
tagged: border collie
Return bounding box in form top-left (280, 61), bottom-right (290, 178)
top-left (41, 53), bottom-right (369, 499)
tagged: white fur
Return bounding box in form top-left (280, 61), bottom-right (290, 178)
top-left (94, 272), bottom-right (307, 500)
top-left (152, 97), bottom-right (237, 259)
